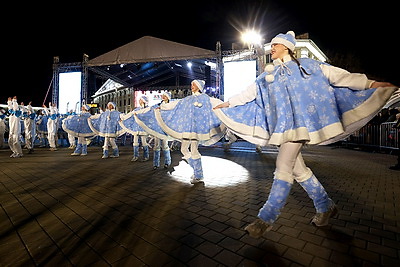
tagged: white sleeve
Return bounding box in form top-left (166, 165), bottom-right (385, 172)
top-left (320, 64), bottom-right (374, 90)
top-left (12, 100), bottom-right (19, 110)
top-left (228, 82), bottom-right (257, 107)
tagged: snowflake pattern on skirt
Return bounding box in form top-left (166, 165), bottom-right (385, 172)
top-left (134, 105), bottom-right (172, 140)
top-left (119, 106), bottom-right (148, 136)
top-left (62, 112), bottom-right (94, 137)
top-left (155, 93), bottom-right (225, 143)
top-left (214, 58), bottom-right (396, 146)
top-left (88, 110), bottom-right (125, 137)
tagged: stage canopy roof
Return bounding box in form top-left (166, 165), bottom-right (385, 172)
top-left (88, 36), bottom-right (216, 66)
top-left (87, 36), bottom-right (217, 91)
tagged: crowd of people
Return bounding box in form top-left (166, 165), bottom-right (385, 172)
top-left (1, 31), bottom-right (398, 239)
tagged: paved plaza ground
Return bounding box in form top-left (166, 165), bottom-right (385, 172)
top-left (0, 141), bottom-right (399, 266)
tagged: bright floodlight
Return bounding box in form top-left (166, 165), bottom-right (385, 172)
top-left (187, 62), bottom-right (192, 68)
top-left (241, 30), bottom-right (262, 46)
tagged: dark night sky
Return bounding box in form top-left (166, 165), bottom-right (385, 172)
top-left (3, 0), bottom-right (398, 106)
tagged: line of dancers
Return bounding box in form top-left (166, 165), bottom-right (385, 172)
top-left (2, 30), bottom-right (398, 239)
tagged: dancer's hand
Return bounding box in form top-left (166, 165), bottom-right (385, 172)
top-left (370, 81), bottom-right (397, 88)
top-left (213, 102), bottom-right (229, 109)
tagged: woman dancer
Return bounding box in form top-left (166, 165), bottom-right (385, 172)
top-left (42, 102), bottom-right (59, 151)
top-left (88, 102), bottom-right (125, 158)
top-left (62, 104), bottom-right (94, 156)
top-left (147, 91), bottom-right (171, 170)
top-left (214, 31), bottom-right (397, 238)
top-left (7, 96), bottom-right (23, 158)
top-left (131, 92), bottom-right (176, 169)
top-left (120, 95), bottom-right (151, 162)
top-left (21, 101), bottom-right (36, 154)
top-left (155, 80), bottom-right (225, 183)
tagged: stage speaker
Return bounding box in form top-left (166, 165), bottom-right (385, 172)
top-left (205, 65), bottom-right (211, 87)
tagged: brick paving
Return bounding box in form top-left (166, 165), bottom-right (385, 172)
top-left (0, 141), bottom-right (399, 266)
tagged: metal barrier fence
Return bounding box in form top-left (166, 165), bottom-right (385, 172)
top-left (343, 122), bottom-right (399, 150)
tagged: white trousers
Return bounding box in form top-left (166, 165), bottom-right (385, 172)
top-left (154, 137), bottom-right (169, 151)
top-left (9, 133), bottom-right (22, 154)
top-left (24, 119), bottom-right (34, 150)
top-left (181, 139), bottom-right (201, 159)
top-left (103, 137), bottom-right (117, 150)
top-left (274, 142), bottom-right (312, 183)
top-left (133, 135), bottom-right (148, 147)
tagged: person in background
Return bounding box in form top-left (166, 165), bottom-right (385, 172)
top-left (88, 101), bottom-right (125, 159)
top-left (155, 80), bottom-right (225, 184)
top-left (66, 109), bottom-right (77, 149)
top-left (7, 96), bottom-right (23, 158)
top-left (0, 108), bottom-right (7, 149)
top-left (21, 101), bottom-right (35, 154)
top-left (214, 31), bottom-right (397, 238)
top-left (133, 92), bottom-right (175, 169)
top-left (132, 96), bottom-right (150, 162)
top-left (119, 95), bottom-right (151, 162)
top-left (42, 102), bottom-right (59, 151)
top-left (152, 92), bottom-right (172, 169)
top-left (63, 104), bottom-right (94, 156)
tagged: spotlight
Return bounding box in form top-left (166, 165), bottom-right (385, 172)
top-left (187, 62), bottom-right (192, 68)
top-left (241, 30), bottom-right (262, 46)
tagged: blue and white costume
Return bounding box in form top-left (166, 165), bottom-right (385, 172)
top-left (35, 110), bottom-right (48, 147)
top-left (215, 31), bottom-right (398, 237)
top-left (0, 109), bottom-right (6, 148)
top-left (155, 80), bottom-right (225, 183)
top-left (42, 103), bottom-right (59, 150)
top-left (21, 102), bottom-right (36, 153)
top-left (155, 90), bottom-right (225, 144)
top-left (7, 97), bottom-right (23, 157)
top-left (65, 110), bottom-right (77, 149)
top-left (135, 92), bottom-right (173, 169)
top-left (88, 102), bottom-right (125, 158)
top-left (214, 58), bottom-right (396, 147)
top-left (119, 95), bottom-right (150, 162)
top-left (62, 104), bottom-right (94, 156)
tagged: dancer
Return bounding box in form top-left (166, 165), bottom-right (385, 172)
top-left (66, 109), bottom-right (77, 149)
top-left (214, 31), bottom-right (397, 237)
top-left (0, 108), bottom-right (7, 149)
top-left (36, 109), bottom-right (48, 148)
top-left (21, 101), bottom-right (36, 154)
top-left (88, 102), bottom-right (125, 158)
top-left (42, 102), bottom-right (59, 151)
top-left (120, 96), bottom-right (150, 162)
top-left (155, 80), bottom-right (225, 183)
top-left (62, 104), bottom-right (94, 156)
top-left (7, 96), bottom-right (23, 158)
top-left (133, 92), bottom-right (175, 169)
top-left (151, 92), bottom-right (173, 169)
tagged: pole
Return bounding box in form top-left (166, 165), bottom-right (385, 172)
top-left (42, 76), bottom-right (54, 106)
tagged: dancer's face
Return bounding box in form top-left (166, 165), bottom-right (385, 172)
top-left (191, 82), bottom-right (200, 93)
top-left (271, 43), bottom-right (289, 60)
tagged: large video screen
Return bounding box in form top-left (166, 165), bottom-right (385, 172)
top-left (223, 60), bottom-right (256, 101)
top-left (58, 72), bottom-right (81, 114)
